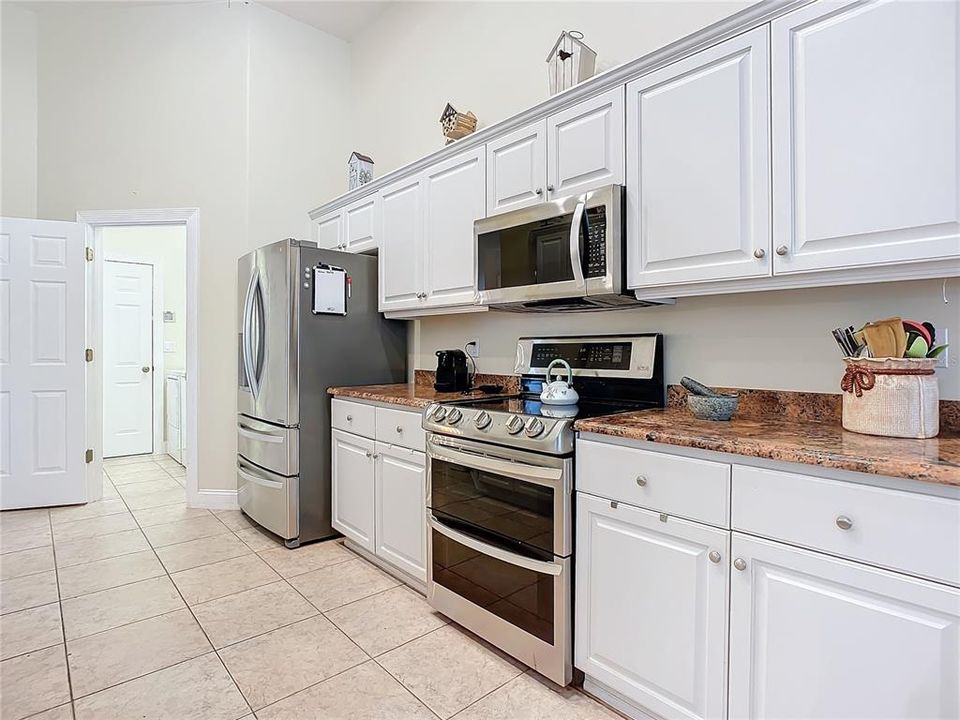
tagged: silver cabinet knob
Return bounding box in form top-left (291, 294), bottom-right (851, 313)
top-left (635, 475), bottom-right (647, 487)
top-left (776, 245), bottom-right (788, 256)
top-left (346, 415), bottom-right (353, 422)
top-left (141, 366), bottom-right (151, 373)
top-left (753, 248), bottom-right (765, 259)
top-left (547, 184), bottom-right (555, 192)
top-left (733, 558), bottom-right (747, 571)
top-left (364, 451), bottom-right (372, 458)
top-left (709, 550), bottom-right (722, 564)
top-left (395, 425), bottom-right (403, 433)
top-left (836, 515), bottom-right (853, 530)
top-left (535, 187), bottom-right (543, 195)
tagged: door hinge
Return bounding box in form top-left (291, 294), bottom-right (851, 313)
top-left (85, 247), bottom-right (94, 261)
top-left (85, 348), bottom-right (94, 362)
top-left (85, 449), bottom-right (94, 463)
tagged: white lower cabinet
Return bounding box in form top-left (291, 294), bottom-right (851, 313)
top-left (576, 492), bottom-right (730, 720)
top-left (375, 442), bottom-right (426, 581)
top-left (728, 533), bottom-right (960, 720)
top-left (575, 438), bottom-right (960, 720)
top-left (330, 400), bottom-right (427, 583)
top-left (331, 429), bottom-right (376, 553)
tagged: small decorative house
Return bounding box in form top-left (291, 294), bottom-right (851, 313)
top-left (348, 151), bottom-right (374, 190)
top-left (546, 30), bottom-right (597, 96)
top-left (440, 103), bottom-right (478, 145)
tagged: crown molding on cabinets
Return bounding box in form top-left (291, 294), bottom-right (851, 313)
top-left (308, 0), bottom-right (815, 220)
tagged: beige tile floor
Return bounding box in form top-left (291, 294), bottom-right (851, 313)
top-left (0, 454), bottom-right (620, 720)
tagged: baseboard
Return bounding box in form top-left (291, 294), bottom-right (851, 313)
top-left (582, 678), bottom-right (663, 720)
top-left (190, 488), bottom-right (239, 511)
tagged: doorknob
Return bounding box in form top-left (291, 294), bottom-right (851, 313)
top-left (141, 366), bottom-right (151, 373)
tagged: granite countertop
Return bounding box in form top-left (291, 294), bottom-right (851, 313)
top-left (328, 371), bottom-right (519, 410)
top-left (575, 390), bottom-right (960, 487)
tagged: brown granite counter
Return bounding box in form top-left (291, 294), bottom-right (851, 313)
top-left (575, 401), bottom-right (960, 488)
top-left (328, 371), bottom-right (518, 410)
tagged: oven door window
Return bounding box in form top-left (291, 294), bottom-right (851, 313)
top-left (432, 523), bottom-right (555, 644)
top-left (429, 457), bottom-right (555, 557)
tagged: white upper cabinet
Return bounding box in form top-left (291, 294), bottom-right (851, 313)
top-left (487, 120), bottom-right (547, 214)
top-left (576, 493), bottom-right (730, 720)
top-left (313, 210), bottom-right (342, 250)
top-left (728, 533), bottom-right (960, 720)
top-left (771, 0), bottom-right (960, 274)
top-left (342, 194), bottom-right (379, 253)
top-left (627, 27), bottom-right (771, 289)
top-left (547, 87), bottom-right (625, 198)
top-left (379, 176), bottom-right (423, 312)
top-left (422, 147), bottom-right (486, 307)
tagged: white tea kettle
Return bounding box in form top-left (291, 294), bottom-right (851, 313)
top-left (540, 359), bottom-right (580, 405)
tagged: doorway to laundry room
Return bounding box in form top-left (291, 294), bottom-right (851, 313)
top-left (98, 224), bottom-right (189, 499)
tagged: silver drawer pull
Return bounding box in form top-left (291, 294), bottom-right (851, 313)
top-left (396, 425), bottom-right (403, 433)
top-left (708, 550), bottom-right (722, 564)
top-left (733, 558), bottom-right (747, 571)
top-left (346, 414), bottom-right (353, 422)
top-left (635, 475), bottom-right (647, 487)
top-left (836, 515), bottom-right (853, 531)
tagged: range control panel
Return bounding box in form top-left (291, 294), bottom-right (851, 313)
top-left (530, 341), bottom-right (631, 370)
top-left (516, 334), bottom-right (660, 380)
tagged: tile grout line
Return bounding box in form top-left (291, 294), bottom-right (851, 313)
top-left (46, 508), bottom-right (78, 719)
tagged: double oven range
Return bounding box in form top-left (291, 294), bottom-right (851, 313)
top-left (422, 334), bottom-right (664, 686)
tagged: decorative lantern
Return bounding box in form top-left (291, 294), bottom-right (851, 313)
top-left (348, 151), bottom-right (374, 190)
top-left (440, 103), bottom-right (478, 145)
top-left (546, 30), bottom-right (597, 96)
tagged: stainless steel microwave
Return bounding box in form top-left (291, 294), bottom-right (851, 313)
top-left (475, 185), bottom-right (656, 312)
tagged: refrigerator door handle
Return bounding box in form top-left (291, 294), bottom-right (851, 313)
top-left (252, 275), bottom-right (266, 390)
top-left (242, 267), bottom-right (261, 399)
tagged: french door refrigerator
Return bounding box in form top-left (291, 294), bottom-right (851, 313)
top-left (237, 239), bottom-right (406, 547)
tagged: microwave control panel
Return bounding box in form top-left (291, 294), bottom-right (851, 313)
top-left (584, 206), bottom-right (607, 278)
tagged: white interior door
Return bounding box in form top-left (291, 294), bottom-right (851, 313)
top-left (0, 217), bottom-right (87, 509)
top-left (103, 260), bottom-right (153, 457)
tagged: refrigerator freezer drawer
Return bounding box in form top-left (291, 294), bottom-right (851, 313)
top-left (237, 457), bottom-right (299, 540)
top-left (237, 416), bottom-right (299, 476)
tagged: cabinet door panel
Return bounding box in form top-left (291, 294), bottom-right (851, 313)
top-left (486, 120), bottom-right (547, 214)
top-left (627, 27), bottom-right (771, 288)
top-left (314, 210), bottom-right (342, 250)
top-left (343, 195), bottom-right (379, 253)
top-left (547, 88), bottom-right (624, 198)
top-left (375, 443), bottom-right (426, 582)
top-left (575, 492), bottom-right (729, 720)
top-left (729, 534), bottom-right (960, 720)
top-left (379, 178), bottom-right (422, 312)
top-left (331, 429), bottom-right (375, 552)
top-left (423, 148), bottom-right (485, 307)
top-left (772, 0), bottom-right (960, 273)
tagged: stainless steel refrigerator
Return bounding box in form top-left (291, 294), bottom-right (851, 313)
top-left (237, 239), bottom-right (406, 547)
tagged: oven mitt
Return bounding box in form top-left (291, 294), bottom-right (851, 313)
top-left (860, 317), bottom-right (906, 359)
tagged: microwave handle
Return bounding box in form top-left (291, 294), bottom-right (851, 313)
top-left (569, 199), bottom-right (586, 288)
top-left (429, 515), bottom-right (562, 576)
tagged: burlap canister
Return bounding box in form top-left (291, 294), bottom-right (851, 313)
top-left (840, 357), bottom-right (939, 439)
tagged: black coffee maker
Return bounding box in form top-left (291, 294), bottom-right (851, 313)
top-left (434, 349), bottom-right (470, 392)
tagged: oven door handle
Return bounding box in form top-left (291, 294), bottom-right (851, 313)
top-left (429, 515), bottom-right (562, 577)
top-left (429, 444), bottom-right (563, 486)
top-left (568, 198), bottom-right (586, 289)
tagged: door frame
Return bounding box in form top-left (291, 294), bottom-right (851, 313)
top-left (102, 259), bottom-right (162, 457)
top-left (78, 208), bottom-right (199, 507)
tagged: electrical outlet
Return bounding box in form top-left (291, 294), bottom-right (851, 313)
top-left (935, 329), bottom-right (948, 368)
top-left (465, 338), bottom-right (480, 358)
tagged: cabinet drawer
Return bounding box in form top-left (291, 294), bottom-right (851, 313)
top-left (375, 406), bottom-right (425, 451)
top-left (577, 439), bottom-right (730, 527)
top-left (331, 399), bottom-right (376, 438)
top-left (732, 466), bottom-right (960, 586)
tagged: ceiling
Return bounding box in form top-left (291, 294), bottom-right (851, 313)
top-left (259, 1), bottom-right (390, 42)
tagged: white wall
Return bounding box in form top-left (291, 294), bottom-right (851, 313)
top-left (347, 0), bottom-right (960, 400)
top-left (0, 2), bottom-right (38, 217)
top-left (34, 1), bottom-right (351, 492)
top-left (101, 225), bottom-right (188, 372)
top-left (349, 1), bottom-right (753, 178)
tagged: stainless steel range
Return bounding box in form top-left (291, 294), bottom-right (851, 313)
top-left (423, 334), bottom-right (664, 686)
